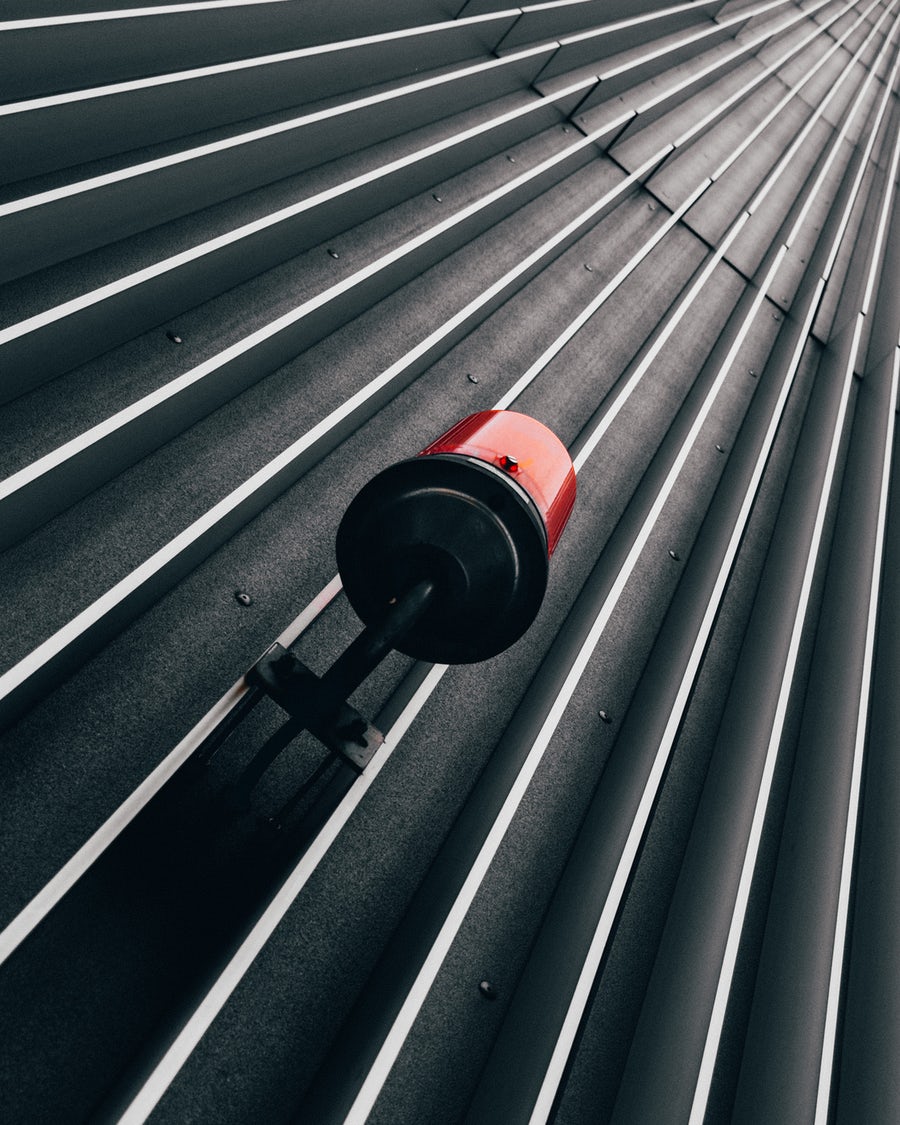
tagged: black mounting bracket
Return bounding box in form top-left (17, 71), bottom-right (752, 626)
top-left (247, 643), bottom-right (383, 773)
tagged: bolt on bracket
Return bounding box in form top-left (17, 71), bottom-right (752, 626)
top-left (247, 643), bottom-right (383, 773)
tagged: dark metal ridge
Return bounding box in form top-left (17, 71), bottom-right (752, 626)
top-left (834, 347), bottom-right (900, 1123)
top-left (294, 229), bottom-right (783, 1124)
top-left (462, 266), bottom-right (824, 1125)
top-left (730, 296), bottom-right (899, 1122)
top-left (464, 72), bottom-right (900, 1122)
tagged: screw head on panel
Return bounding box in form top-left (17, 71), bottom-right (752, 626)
top-left (668, 549), bottom-right (681, 561)
top-left (584, 263), bottom-right (593, 272)
top-left (467, 373), bottom-right (479, 384)
top-left (166, 330), bottom-right (182, 344)
top-left (235, 591), bottom-right (252, 606)
top-left (716, 444), bottom-right (725, 453)
top-left (479, 980), bottom-right (498, 1000)
top-left (598, 709), bottom-right (612, 724)
top-left (433, 193), bottom-right (443, 202)
top-left (327, 248), bottom-right (340, 259)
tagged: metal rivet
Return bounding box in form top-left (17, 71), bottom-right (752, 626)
top-left (584, 263), bottom-right (593, 272)
top-left (166, 330), bottom-right (182, 344)
top-left (648, 202), bottom-right (656, 210)
top-left (668, 549), bottom-right (681, 561)
top-left (467, 373), bottom-right (479, 384)
top-left (772, 313), bottom-right (780, 321)
top-left (716, 444), bottom-right (725, 453)
top-left (235, 591), bottom-right (252, 606)
top-left (507, 154), bottom-right (516, 163)
top-left (562, 125), bottom-right (571, 133)
top-left (327, 248), bottom-right (340, 259)
top-left (598, 709), bottom-right (611, 724)
top-left (433, 193), bottom-right (443, 202)
top-left (749, 368), bottom-right (757, 377)
top-left (479, 980), bottom-right (498, 1000)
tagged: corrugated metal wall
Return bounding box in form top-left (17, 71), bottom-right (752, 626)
top-left (1, 0), bottom-right (899, 1121)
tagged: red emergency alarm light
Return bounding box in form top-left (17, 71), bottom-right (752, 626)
top-left (336, 410), bottom-right (576, 664)
top-left (235, 411), bottom-right (576, 804)
top-left (418, 411), bottom-right (576, 556)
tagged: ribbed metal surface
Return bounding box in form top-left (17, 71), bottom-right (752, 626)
top-left (1, 1), bottom-right (898, 1121)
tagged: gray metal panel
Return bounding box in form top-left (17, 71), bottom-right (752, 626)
top-left (0, 127), bottom-right (596, 553)
top-left (498, 0), bottom-right (720, 52)
top-left (0, 43), bottom-right (557, 286)
top-left (729, 328), bottom-right (892, 1122)
top-left (0, 13), bottom-right (520, 183)
top-left (463, 0), bottom-right (687, 17)
top-left (0, 68), bottom-right (573, 400)
top-left (1, 1), bottom-right (898, 1122)
top-left (535, 7), bottom-right (734, 83)
top-left (833, 354), bottom-right (900, 1125)
top-left (0, 1), bottom-right (459, 100)
top-left (569, 15), bottom-right (759, 120)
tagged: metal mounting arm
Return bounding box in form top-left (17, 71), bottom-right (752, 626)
top-left (234, 579), bottom-right (435, 803)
